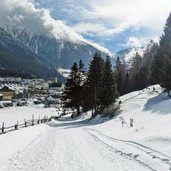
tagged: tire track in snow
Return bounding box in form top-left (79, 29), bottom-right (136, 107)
top-left (85, 128), bottom-right (171, 171)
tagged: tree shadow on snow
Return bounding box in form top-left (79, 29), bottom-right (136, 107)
top-left (46, 113), bottom-right (120, 129)
top-left (143, 93), bottom-right (171, 115)
top-left (46, 118), bottom-right (89, 129)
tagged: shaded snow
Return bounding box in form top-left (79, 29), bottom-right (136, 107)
top-left (58, 68), bottom-right (70, 78)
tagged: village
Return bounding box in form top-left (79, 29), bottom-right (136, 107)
top-left (0, 77), bottom-right (65, 109)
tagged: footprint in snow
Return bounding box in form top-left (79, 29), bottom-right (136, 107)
top-left (133, 154), bottom-right (139, 158)
top-left (162, 158), bottom-right (169, 162)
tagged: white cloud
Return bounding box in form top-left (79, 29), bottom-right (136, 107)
top-left (127, 37), bottom-right (142, 47)
top-left (0, 0), bottom-right (83, 42)
top-left (0, 0), bottom-right (111, 54)
top-left (1, 0), bottom-right (169, 53)
top-left (119, 35), bottom-right (160, 49)
top-left (72, 22), bottom-right (128, 37)
top-left (68, 0), bottom-right (171, 37)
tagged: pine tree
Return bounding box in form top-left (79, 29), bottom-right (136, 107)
top-left (78, 59), bottom-right (85, 86)
top-left (130, 52), bottom-right (142, 79)
top-left (62, 62), bottom-right (83, 116)
top-left (82, 52), bottom-right (104, 116)
top-left (78, 59), bottom-right (86, 108)
top-left (99, 55), bottom-right (117, 110)
top-left (150, 13), bottom-right (171, 95)
top-left (129, 52), bottom-right (143, 90)
top-left (115, 57), bottom-right (126, 95)
top-left (123, 72), bottom-right (130, 94)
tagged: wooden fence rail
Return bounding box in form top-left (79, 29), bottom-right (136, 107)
top-left (0, 115), bottom-right (57, 135)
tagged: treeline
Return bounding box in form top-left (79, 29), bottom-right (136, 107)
top-left (115, 41), bottom-right (158, 96)
top-left (62, 12), bottom-right (171, 117)
top-left (115, 12), bottom-right (171, 97)
top-left (62, 53), bottom-right (117, 117)
top-left (150, 13), bottom-right (171, 97)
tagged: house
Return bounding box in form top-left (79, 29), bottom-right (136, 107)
top-left (0, 86), bottom-right (15, 101)
top-left (27, 79), bottom-right (49, 97)
top-left (0, 77), bottom-right (21, 85)
top-left (49, 83), bottom-right (65, 94)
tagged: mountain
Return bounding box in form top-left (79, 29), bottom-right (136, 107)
top-left (0, 0), bottom-right (111, 76)
top-left (0, 26), bottom-right (110, 80)
top-left (0, 27), bottom-right (65, 81)
top-left (115, 47), bottom-right (145, 68)
top-left (115, 40), bottom-right (157, 70)
top-left (5, 28), bottom-right (109, 69)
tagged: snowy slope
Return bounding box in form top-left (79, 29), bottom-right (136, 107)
top-left (58, 68), bottom-right (70, 78)
top-left (1, 85), bottom-right (171, 170)
top-left (115, 47), bottom-right (145, 68)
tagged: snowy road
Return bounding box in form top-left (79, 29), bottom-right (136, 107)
top-left (1, 117), bottom-right (171, 171)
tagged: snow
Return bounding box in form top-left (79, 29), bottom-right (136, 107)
top-left (58, 68), bottom-right (70, 78)
top-left (0, 103), bottom-right (58, 127)
top-left (124, 47), bottom-right (145, 63)
top-left (1, 85), bottom-right (171, 170)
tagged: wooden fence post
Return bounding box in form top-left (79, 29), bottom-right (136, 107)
top-left (15, 121), bottom-right (18, 130)
top-left (37, 115), bottom-right (40, 124)
top-left (32, 114), bottom-right (34, 126)
top-left (24, 119), bottom-right (27, 127)
top-left (2, 122), bottom-right (4, 133)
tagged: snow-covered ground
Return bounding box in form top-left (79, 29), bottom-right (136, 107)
top-left (0, 102), bottom-right (59, 127)
top-left (1, 85), bottom-right (171, 170)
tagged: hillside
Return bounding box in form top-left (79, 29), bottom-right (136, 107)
top-left (6, 28), bottom-right (109, 68)
top-left (0, 85), bottom-right (171, 170)
top-left (0, 26), bottom-right (110, 79)
top-left (0, 28), bottom-right (65, 80)
top-left (115, 47), bottom-right (145, 68)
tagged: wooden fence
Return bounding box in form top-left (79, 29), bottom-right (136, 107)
top-left (0, 114), bottom-right (58, 135)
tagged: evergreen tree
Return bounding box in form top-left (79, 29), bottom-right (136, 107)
top-left (99, 55), bottom-right (117, 110)
top-left (129, 41), bottom-right (158, 92)
top-left (78, 59), bottom-right (86, 108)
top-left (130, 52), bottom-right (142, 79)
top-left (129, 52), bottom-right (143, 90)
top-left (82, 52), bottom-right (104, 116)
top-left (115, 57), bottom-right (126, 95)
top-left (63, 62), bottom-right (83, 116)
top-left (150, 13), bottom-right (171, 95)
top-left (123, 72), bottom-right (130, 94)
top-left (78, 59), bottom-right (85, 86)
top-left (141, 41), bottom-right (158, 87)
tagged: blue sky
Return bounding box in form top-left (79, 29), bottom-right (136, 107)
top-left (35, 0), bottom-right (171, 53)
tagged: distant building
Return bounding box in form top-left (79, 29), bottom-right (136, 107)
top-left (0, 86), bottom-right (15, 100)
top-left (49, 83), bottom-right (65, 94)
top-left (0, 77), bottom-right (21, 85)
top-left (26, 79), bottom-right (49, 97)
top-left (53, 77), bottom-right (58, 83)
